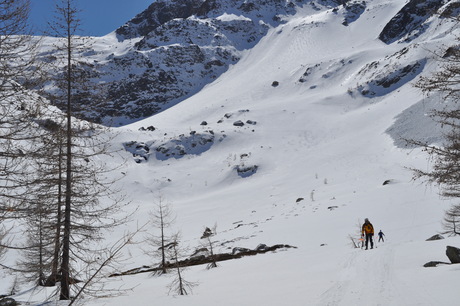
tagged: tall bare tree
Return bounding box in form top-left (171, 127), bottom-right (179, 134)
top-left (0, 0), bottom-right (45, 270)
top-left (167, 233), bottom-right (196, 296)
top-left (0, 0), bottom-right (37, 89)
top-left (145, 194), bottom-right (176, 274)
top-left (41, 0), bottom-right (130, 300)
top-left (17, 116), bottom-right (67, 285)
top-left (413, 37), bottom-right (460, 235)
top-left (200, 224), bottom-right (218, 269)
top-left (0, 0), bottom-right (34, 209)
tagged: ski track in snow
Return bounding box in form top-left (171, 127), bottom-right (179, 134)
top-left (318, 243), bottom-right (437, 306)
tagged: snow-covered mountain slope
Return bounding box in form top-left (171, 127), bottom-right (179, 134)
top-left (5, 0), bottom-right (460, 305)
top-left (34, 0), bottom-right (459, 126)
top-left (36, 0), bottom-right (320, 124)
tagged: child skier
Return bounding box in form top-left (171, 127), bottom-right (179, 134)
top-left (378, 230), bottom-right (385, 242)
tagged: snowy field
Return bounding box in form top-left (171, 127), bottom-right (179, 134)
top-left (3, 0), bottom-right (460, 305)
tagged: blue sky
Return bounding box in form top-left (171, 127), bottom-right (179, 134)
top-left (29, 0), bottom-right (154, 36)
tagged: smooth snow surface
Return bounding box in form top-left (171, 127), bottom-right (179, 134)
top-left (4, 0), bottom-right (460, 305)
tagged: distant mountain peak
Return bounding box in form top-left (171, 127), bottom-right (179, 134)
top-left (116, 0), bottom-right (208, 40)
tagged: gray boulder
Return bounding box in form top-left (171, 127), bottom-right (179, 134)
top-left (232, 247), bottom-right (251, 255)
top-left (426, 234), bottom-right (444, 241)
top-left (0, 298), bottom-right (18, 306)
top-left (446, 246), bottom-right (460, 264)
top-left (423, 261), bottom-right (449, 268)
top-left (256, 244), bottom-right (269, 251)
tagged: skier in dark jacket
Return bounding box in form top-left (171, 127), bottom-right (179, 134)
top-left (361, 218), bottom-right (374, 250)
top-left (378, 230), bottom-right (385, 242)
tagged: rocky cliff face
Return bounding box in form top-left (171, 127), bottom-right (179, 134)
top-left (378, 0), bottom-right (449, 44)
top-left (115, 0), bottom-right (316, 40)
top-left (36, 0), bottom-right (297, 124)
top-left (98, 0), bottom-right (313, 124)
top-left (115, 0), bottom-right (209, 39)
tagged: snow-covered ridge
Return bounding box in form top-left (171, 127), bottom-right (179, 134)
top-left (34, 0), bottom-right (460, 126)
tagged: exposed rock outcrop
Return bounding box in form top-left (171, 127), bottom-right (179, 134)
top-left (378, 0), bottom-right (445, 44)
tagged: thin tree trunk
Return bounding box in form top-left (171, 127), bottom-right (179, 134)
top-left (38, 209), bottom-right (45, 285)
top-left (50, 141), bottom-right (63, 285)
top-left (160, 205), bottom-right (166, 273)
top-left (60, 2), bottom-right (73, 298)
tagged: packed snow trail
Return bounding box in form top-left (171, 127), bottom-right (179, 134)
top-left (318, 242), bottom-right (438, 306)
